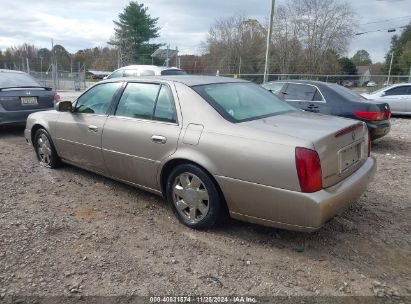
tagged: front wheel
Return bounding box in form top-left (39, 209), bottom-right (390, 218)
top-left (34, 129), bottom-right (61, 168)
top-left (166, 164), bottom-right (226, 230)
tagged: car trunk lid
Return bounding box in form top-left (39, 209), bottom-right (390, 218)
top-left (0, 87), bottom-right (55, 111)
top-left (240, 111), bottom-right (369, 189)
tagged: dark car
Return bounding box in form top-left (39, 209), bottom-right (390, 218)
top-left (262, 80), bottom-right (391, 140)
top-left (0, 69), bottom-right (59, 126)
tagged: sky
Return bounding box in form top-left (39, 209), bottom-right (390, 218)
top-left (0, 0), bottom-right (410, 63)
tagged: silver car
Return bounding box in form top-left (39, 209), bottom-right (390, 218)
top-left (25, 76), bottom-right (376, 231)
top-left (105, 65), bottom-right (186, 79)
top-left (362, 83), bottom-right (411, 114)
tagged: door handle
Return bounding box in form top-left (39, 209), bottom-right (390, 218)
top-left (151, 135), bottom-right (167, 144)
top-left (88, 125), bottom-right (98, 132)
top-left (307, 104), bottom-right (319, 108)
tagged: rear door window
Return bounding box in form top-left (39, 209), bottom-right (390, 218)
top-left (385, 86), bottom-right (411, 96)
top-left (115, 83), bottom-right (160, 120)
top-left (284, 83), bottom-right (317, 101)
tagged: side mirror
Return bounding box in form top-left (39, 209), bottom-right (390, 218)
top-left (380, 92), bottom-right (386, 97)
top-left (55, 101), bottom-right (73, 112)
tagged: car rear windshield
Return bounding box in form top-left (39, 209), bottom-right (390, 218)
top-left (0, 72), bottom-right (40, 88)
top-left (328, 84), bottom-right (367, 101)
top-left (160, 69), bottom-right (187, 75)
top-left (192, 82), bottom-right (295, 122)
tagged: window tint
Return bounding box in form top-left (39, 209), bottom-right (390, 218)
top-left (261, 82), bottom-right (285, 94)
top-left (75, 82), bottom-right (121, 115)
top-left (385, 86), bottom-right (410, 96)
top-left (284, 83), bottom-right (317, 101)
top-left (0, 72), bottom-right (40, 87)
top-left (154, 86), bottom-right (177, 123)
top-left (161, 69), bottom-right (186, 75)
top-left (115, 83), bottom-right (160, 119)
top-left (107, 70), bottom-right (123, 79)
top-left (193, 82), bottom-right (295, 122)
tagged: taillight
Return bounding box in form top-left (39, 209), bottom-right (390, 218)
top-left (354, 111), bottom-right (385, 121)
top-left (385, 110), bottom-right (391, 120)
top-left (54, 94), bottom-right (61, 103)
top-left (295, 147), bottom-right (322, 193)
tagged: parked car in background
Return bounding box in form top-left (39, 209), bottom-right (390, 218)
top-left (361, 83), bottom-right (411, 115)
top-left (25, 76), bottom-right (376, 232)
top-left (366, 81), bottom-right (377, 87)
top-left (0, 69), bottom-right (59, 126)
top-left (262, 80), bottom-right (391, 140)
top-left (105, 65), bottom-right (186, 79)
top-left (342, 80), bottom-right (354, 88)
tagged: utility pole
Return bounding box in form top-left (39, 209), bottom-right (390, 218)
top-left (40, 56), bottom-right (43, 83)
top-left (26, 58), bottom-right (30, 74)
top-left (387, 52), bottom-right (394, 85)
top-left (264, 0), bottom-right (275, 83)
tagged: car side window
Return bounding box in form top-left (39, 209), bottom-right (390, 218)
top-left (313, 89), bottom-right (324, 102)
top-left (115, 83), bottom-right (160, 120)
top-left (74, 83), bottom-right (122, 115)
top-left (154, 85), bottom-right (177, 123)
top-left (385, 86), bottom-right (410, 96)
top-left (284, 83), bottom-right (317, 101)
top-left (107, 70), bottom-right (123, 79)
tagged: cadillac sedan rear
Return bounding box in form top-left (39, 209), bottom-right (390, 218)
top-left (0, 69), bottom-right (58, 126)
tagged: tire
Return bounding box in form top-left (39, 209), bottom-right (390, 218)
top-left (166, 163), bottom-right (226, 230)
top-left (34, 128), bottom-right (61, 168)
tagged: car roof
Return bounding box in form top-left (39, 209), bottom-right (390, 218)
top-left (102, 75), bottom-right (248, 86)
top-left (115, 65), bottom-right (182, 72)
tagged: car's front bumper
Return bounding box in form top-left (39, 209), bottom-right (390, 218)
top-left (216, 156), bottom-right (377, 232)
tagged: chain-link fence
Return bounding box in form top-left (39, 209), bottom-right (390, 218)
top-left (1, 58), bottom-right (87, 91)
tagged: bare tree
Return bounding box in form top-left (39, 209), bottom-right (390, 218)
top-left (205, 14), bottom-right (266, 74)
top-left (272, 0), bottom-right (356, 74)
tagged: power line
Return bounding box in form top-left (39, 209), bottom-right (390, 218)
top-left (359, 15), bottom-right (411, 26)
top-left (355, 25), bottom-right (408, 35)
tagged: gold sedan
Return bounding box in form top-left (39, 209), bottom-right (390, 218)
top-left (25, 76), bottom-right (376, 231)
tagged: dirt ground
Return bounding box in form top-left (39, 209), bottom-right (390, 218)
top-left (0, 116), bottom-right (410, 300)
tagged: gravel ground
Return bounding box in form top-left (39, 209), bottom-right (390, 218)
top-left (0, 116), bottom-right (410, 300)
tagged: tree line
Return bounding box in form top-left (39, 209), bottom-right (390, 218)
top-left (0, 0), bottom-right (410, 76)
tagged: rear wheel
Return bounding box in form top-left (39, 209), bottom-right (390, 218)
top-left (34, 129), bottom-right (61, 168)
top-left (166, 164), bottom-right (226, 230)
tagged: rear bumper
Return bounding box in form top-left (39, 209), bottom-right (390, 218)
top-left (217, 156), bottom-right (377, 232)
top-left (0, 108), bottom-right (53, 126)
top-left (366, 121), bottom-right (391, 140)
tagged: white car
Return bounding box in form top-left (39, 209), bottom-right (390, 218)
top-left (361, 83), bottom-right (411, 114)
top-left (366, 81), bottom-right (376, 87)
top-left (105, 65), bottom-right (186, 79)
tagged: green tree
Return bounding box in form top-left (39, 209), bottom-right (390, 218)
top-left (338, 57), bottom-right (357, 75)
top-left (384, 23), bottom-right (411, 75)
top-left (110, 1), bottom-right (161, 65)
top-left (351, 49), bottom-right (372, 66)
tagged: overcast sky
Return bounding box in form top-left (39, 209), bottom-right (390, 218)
top-left (0, 0), bottom-right (410, 62)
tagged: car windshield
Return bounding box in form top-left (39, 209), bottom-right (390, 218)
top-left (0, 72), bottom-right (40, 88)
top-left (328, 83), bottom-right (367, 101)
top-left (161, 69), bottom-right (186, 75)
top-left (193, 82), bottom-right (295, 122)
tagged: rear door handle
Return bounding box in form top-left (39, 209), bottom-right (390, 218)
top-left (307, 104), bottom-right (319, 108)
top-left (88, 125), bottom-right (98, 132)
top-left (151, 135), bottom-right (167, 144)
